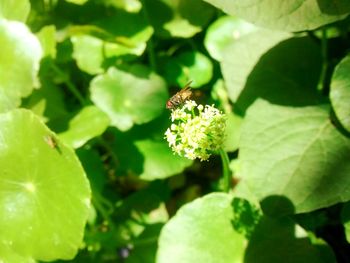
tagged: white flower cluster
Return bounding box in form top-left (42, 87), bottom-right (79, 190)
top-left (165, 100), bottom-right (226, 161)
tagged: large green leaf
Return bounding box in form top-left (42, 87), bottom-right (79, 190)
top-left (0, 20), bottom-right (42, 113)
top-left (143, 0), bottom-right (215, 38)
top-left (59, 105), bottom-right (110, 148)
top-left (157, 193), bottom-right (245, 263)
top-left (330, 53), bottom-right (350, 132)
top-left (221, 31), bottom-right (323, 112)
top-left (90, 65), bottom-right (168, 131)
top-left (0, 0), bottom-right (30, 21)
top-left (239, 100), bottom-right (350, 213)
top-left (0, 109), bottom-right (91, 261)
top-left (203, 0), bottom-right (350, 32)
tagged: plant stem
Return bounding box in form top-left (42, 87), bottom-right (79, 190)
top-left (140, 0), bottom-right (157, 72)
top-left (318, 28), bottom-right (328, 94)
top-left (219, 148), bottom-right (231, 193)
top-left (51, 63), bottom-right (87, 106)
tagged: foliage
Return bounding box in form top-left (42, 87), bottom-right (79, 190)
top-left (1, 0), bottom-right (350, 262)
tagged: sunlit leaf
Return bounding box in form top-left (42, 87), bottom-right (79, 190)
top-left (157, 193), bottom-right (245, 263)
top-left (59, 105), bottom-right (110, 148)
top-left (221, 31), bottom-right (323, 112)
top-left (65, 0), bottom-right (88, 5)
top-left (239, 100), bottom-right (350, 213)
top-left (0, 0), bottom-right (30, 22)
top-left (204, 16), bottom-right (257, 61)
top-left (90, 65), bottom-right (168, 131)
top-left (0, 109), bottom-right (91, 261)
top-left (36, 25), bottom-right (56, 58)
top-left (0, 20), bottom-right (42, 113)
top-left (164, 51), bottom-right (213, 87)
top-left (330, 53), bottom-right (350, 132)
top-left (71, 8), bottom-right (153, 74)
top-left (135, 139), bottom-right (192, 180)
top-left (203, 0), bottom-right (350, 32)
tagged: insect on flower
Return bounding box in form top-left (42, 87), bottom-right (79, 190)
top-left (166, 81), bottom-right (193, 110)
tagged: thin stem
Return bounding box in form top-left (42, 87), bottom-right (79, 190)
top-left (140, 0), bottom-right (157, 72)
top-left (51, 64), bottom-right (87, 106)
top-left (219, 148), bottom-right (231, 193)
top-left (318, 28), bottom-right (328, 94)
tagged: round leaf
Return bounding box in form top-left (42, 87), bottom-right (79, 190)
top-left (204, 16), bottom-right (257, 61)
top-left (0, 0), bottom-right (30, 21)
top-left (0, 109), bottom-right (91, 261)
top-left (90, 65), bottom-right (168, 131)
top-left (239, 100), bottom-right (350, 213)
top-left (59, 105), bottom-right (110, 148)
top-left (135, 139), bottom-right (192, 180)
top-left (203, 0), bottom-right (350, 32)
top-left (164, 51), bottom-right (213, 87)
top-left (330, 54), bottom-right (350, 132)
top-left (0, 20), bottom-right (42, 112)
top-left (157, 193), bottom-right (245, 263)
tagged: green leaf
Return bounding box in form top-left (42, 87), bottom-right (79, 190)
top-left (143, 0), bottom-right (215, 38)
top-left (239, 100), bottom-right (350, 213)
top-left (157, 193), bottom-right (245, 263)
top-left (221, 31), bottom-right (323, 112)
top-left (341, 202), bottom-right (350, 243)
top-left (22, 79), bottom-right (68, 122)
top-left (203, 0), bottom-right (350, 32)
top-left (0, 20), bottom-right (42, 113)
top-left (204, 16), bottom-right (257, 61)
top-left (0, 0), bottom-right (30, 22)
top-left (36, 25), bottom-right (56, 58)
top-left (65, 0), bottom-right (89, 5)
top-left (245, 215), bottom-right (336, 263)
top-left (0, 245), bottom-right (35, 263)
top-left (59, 105), bottom-right (110, 148)
top-left (90, 65), bottom-right (168, 131)
top-left (330, 53), bottom-right (350, 132)
top-left (223, 112), bottom-right (242, 152)
top-left (126, 223), bottom-right (163, 263)
top-left (221, 29), bottom-right (290, 103)
top-left (135, 139), bottom-right (192, 180)
top-left (0, 109), bottom-right (91, 261)
top-left (71, 8), bottom-right (153, 74)
top-left (164, 51), bottom-right (213, 87)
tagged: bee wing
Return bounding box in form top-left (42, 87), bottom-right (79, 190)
top-left (182, 80), bottom-right (193, 90)
top-left (179, 80), bottom-right (193, 98)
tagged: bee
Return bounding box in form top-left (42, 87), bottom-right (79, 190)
top-left (166, 81), bottom-right (193, 110)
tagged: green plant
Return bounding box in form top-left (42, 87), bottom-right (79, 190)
top-left (1, 0), bottom-right (350, 262)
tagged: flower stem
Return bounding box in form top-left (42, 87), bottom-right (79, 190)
top-left (219, 148), bottom-right (231, 192)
